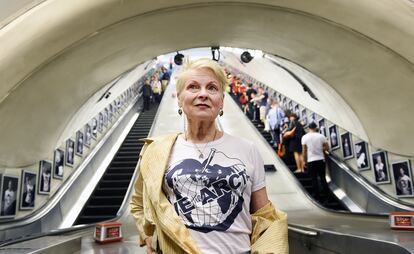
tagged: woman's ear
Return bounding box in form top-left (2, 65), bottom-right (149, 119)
top-left (177, 93), bottom-right (182, 107)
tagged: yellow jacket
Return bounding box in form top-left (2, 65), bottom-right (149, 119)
top-left (130, 133), bottom-right (288, 254)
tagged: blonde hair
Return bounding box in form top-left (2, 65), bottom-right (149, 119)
top-left (176, 58), bottom-right (227, 95)
top-left (270, 99), bottom-right (279, 106)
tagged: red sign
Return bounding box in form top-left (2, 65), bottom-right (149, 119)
top-left (106, 227), bottom-right (120, 238)
top-left (395, 216), bottom-right (413, 227)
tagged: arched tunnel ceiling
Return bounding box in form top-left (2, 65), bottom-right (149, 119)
top-left (0, 0), bottom-right (413, 166)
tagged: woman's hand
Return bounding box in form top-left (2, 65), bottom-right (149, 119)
top-left (145, 236), bottom-right (156, 254)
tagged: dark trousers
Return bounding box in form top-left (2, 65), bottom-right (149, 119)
top-left (308, 160), bottom-right (329, 197)
top-left (270, 128), bottom-right (280, 147)
top-left (143, 96), bottom-right (150, 110)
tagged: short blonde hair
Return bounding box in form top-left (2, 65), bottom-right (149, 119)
top-left (176, 58), bottom-right (227, 95)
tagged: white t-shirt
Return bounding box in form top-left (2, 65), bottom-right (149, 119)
top-left (301, 132), bottom-right (327, 162)
top-left (163, 133), bottom-right (266, 254)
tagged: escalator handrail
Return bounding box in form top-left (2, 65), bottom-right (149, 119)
top-left (328, 154), bottom-right (414, 212)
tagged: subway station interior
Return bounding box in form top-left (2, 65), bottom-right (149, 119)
top-left (1, 1), bottom-right (414, 253)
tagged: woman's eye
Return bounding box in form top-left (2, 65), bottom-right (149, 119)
top-left (188, 84), bottom-right (199, 91)
top-left (207, 85), bottom-right (219, 93)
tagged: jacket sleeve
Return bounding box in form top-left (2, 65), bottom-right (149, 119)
top-left (130, 141), bottom-right (156, 246)
top-left (250, 202), bottom-right (289, 254)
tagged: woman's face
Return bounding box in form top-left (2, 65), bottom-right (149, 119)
top-left (376, 155), bottom-right (382, 163)
top-left (400, 168), bottom-right (405, 176)
top-left (178, 68), bottom-right (224, 122)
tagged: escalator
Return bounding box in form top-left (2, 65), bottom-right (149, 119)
top-left (229, 94), bottom-right (347, 211)
top-left (252, 120), bottom-right (348, 211)
top-left (74, 104), bottom-right (158, 225)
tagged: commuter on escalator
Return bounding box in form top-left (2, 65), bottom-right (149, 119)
top-left (151, 75), bottom-right (162, 103)
top-left (301, 122), bottom-right (330, 198)
top-left (130, 58), bottom-right (288, 254)
top-left (266, 99), bottom-right (284, 148)
top-left (245, 83), bottom-right (257, 120)
top-left (141, 79), bottom-right (152, 111)
top-left (160, 67), bottom-right (170, 95)
top-left (250, 87), bottom-right (266, 126)
top-left (283, 113), bottom-right (305, 173)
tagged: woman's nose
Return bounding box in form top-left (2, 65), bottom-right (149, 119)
top-left (197, 87), bottom-right (209, 97)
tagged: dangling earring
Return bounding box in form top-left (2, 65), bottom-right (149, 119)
top-left (178, 107), bottom-right (183, 116)
top-left (219, 108), bottom-right (223, 117)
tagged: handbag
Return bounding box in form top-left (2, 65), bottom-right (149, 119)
top-left (282, 126), bottom-right (296, 139)
top-left (277, 143), bottom-right (286, 157)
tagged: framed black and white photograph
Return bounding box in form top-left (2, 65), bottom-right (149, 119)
top-left (98, 113), bottom-right (104, 133)
top-left (121, 94), bottom-right (126, 106)
top-left (112, 101), bottom-right (118, 115)
top-left (277, 94), bottom-right (282, 103)
top-left (116, 98), bottom-right (122, 109)
top-left (38, 160), bottom-right (52, 194)
top-left (372, 151), bottom-right (390, 184)
top-left (392, 160), bottom-right (413, 197)
top-left (108, 105), bottom-right (113, 122)
top-left (309, 112), bottom-right (317, 124)
top-left (329, 125), bottom-right (339, 150)
top-left (340, 132), bottom-right (353, 159)
top-left (301, 109), bottom-right (308, 126)
top-left (53, 148), bottom-right (64, 179)
top-left (282, 97), bottom-right (287, 109)
top-left (20, 170), bottom-right (36, 210)
top-left (76, 131), bottom-right (84, 156)
top-left (354, 141), bottom-right (370, 170)
top-left (103, 108), bottom-right (109, 127)
top-left (84, 124), bottom-right (91, 147)
top-left (288, 100), bottom-right (293, 111)
top-left (1, 175), bottom-right (18, 218)
top-left (91, 118), bottom-right (98, 139)
top-left (294, 104), bottom-right (300, 117)
top-left (66, 139), bottom-right (75, 167)
top-left (318, 118), bottom-right (327, 137)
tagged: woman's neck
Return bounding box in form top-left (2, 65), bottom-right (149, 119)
top-left (185, 120), bottom-right (218, 143)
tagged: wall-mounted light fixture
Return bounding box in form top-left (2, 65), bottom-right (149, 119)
top-left (174, 52), bottom-right (184, 65)
top-left (240, 51), bottom-right (253, 63)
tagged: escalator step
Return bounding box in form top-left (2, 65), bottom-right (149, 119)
top-left (116, 151), bottom-right (139, 156)
top-left (94, 188), bottom-right (127, 196)
top-left (82, 205), bottom-right (119, 216)
top-left (106, 167), bottom-right (135, 174)
top-left (110, 161), bottom-right (137, 167)
top-left (103, 173), bottom-right (133, 180)
top-left (112, 156), bottom-right (139, 162)
top-left (99, 180), bottom-right (130, 188)
top-left (89, 196), bottom-right (124, 206)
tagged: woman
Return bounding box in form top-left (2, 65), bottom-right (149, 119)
top-left (130, 58), bottom-right (287, 253)
top-left (284, 113), bottom-right (305, 173)
top-left (375, 155), bottom-right (387, 182)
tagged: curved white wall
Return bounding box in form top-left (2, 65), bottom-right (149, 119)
top-left (0, 0), bottom-right (413, 168)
